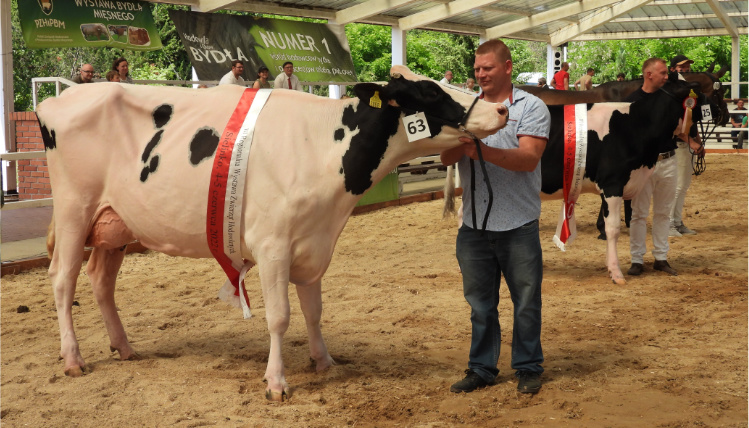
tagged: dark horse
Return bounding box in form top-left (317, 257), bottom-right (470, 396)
top-left (520, 70), bottom-right (729, 127)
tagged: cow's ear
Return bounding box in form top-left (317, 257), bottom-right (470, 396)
top-left (353, 83), bottom-right (391, 108)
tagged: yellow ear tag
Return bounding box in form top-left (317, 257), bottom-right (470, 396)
top-left (369, 91), bottom-right (382, 109)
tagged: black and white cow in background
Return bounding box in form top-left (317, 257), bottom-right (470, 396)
top-left (446, 73), bottom-right (704, 284)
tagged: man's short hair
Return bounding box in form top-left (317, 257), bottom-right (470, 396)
top-left (642, 57), bottom-right (666, 74)
top-left (231, 60), bottom-right (244, 68)
top-left (475, 39), bottom-right (512, 63)
top-left (616, 73), bottom-right (626, 79)
top-left (561, 62), bottom-right (569, 69)
top-left (586, 68), bottom-right (594, 73)
top-left (282, 61), bottom-right (294, 68)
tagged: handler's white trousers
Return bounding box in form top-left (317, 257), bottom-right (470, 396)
top-left (670, 142), bottom-right (693, 226)
top-left (630, 155), bottom-right (678, 264)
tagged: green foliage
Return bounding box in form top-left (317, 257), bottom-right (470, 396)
top-left (345, 24), bottom-right (392, 83)
top-left (567, 36), bottom-right (747, 96)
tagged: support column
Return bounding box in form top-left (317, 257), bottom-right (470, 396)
top-left (546, 43), bottom-right (555, 82)
top-left (392, 26), bottom-right (406, 67)
top-left (731, 36), bottom-right (740, 99)
top-left (1, 0), bottom-right (16, 193)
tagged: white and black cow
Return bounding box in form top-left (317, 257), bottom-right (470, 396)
top-left (37, 66), bottom-right (507, 401)
top-left (446, 74), bottom-right (703, 284)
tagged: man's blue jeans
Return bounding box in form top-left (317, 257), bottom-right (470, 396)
top-left (456, 221), bottom-right (544, 383)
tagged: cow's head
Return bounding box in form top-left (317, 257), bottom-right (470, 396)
top-left (354, 66), bottom-right (507, 148)
top-left (338, 66), bottom-right (507, 195)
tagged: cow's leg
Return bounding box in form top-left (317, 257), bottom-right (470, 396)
top-left (259, 259), bottom-right (291, 401)
top-left (603, 196), bottom-right (626, 284)
top-left (296, 280), bottom-right (335, 371)
top-left (87, 246), bottom-right (140, 362)
top-left (48, 214), bottom-right (89, 377)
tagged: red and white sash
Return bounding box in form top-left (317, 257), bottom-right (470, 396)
top-left (208, 88), bottom-right (272, 319)
top-left (553, 104), bottom-right (588, 251)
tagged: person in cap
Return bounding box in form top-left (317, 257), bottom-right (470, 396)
top-left (668, 54), bottom-right (701, 238)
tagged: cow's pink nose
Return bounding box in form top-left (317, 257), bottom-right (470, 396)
top-left (496, 104), bottom-right (508, 116)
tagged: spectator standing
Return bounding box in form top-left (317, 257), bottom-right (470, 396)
top-left (219, 60), bottom-right (245, 86)
top-left (105, 70), bottom-right (120, 82)
top-left (72, 64), bottom-right (95, 84)
top-left (441, 39), bottom-right (550, 395)
top-left (440, 70), bottom-right (454, 85)
top-left (730, 99), bottom-right (746, 148)
top-left (112, 57), bottom-right (133, 83)
top-left (627, 58), bottom-right (703, 277)
top-left (668, 54), bottom-right (701, 237)
top-left (552, 62), bottom-right (569, 90)
top-left (574, 68), bottom-right (595, 91)
top-left (252, 66), bottom-right (271, 89)
top-left (273, 62), bottom-right (303, 91)
top-left (616, 73), bottom-right (626, 82)
top-left (537, 77), bottom-right (549, 89)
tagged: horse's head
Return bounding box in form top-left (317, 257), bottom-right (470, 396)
top-left (681, 72), bottom-right (729, 126)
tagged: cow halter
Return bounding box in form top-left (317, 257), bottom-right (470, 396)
top-left (396, 95), bottom-right (494, 232)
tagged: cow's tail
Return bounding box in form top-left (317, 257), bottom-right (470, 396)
top-left (443, 165), bottom-right (456, 218)
top-left (46, 214), bottom-right (55, 259)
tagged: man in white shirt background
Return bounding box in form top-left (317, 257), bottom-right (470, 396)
top-left (274, 61), bottom-right (303, 91)
top-left (219, 60), bottom-right (245, 86)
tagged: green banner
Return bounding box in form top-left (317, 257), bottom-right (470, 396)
top-left (18, 0), bottom-right (162, 51)
top-left (169, 11), bottom-right (357, 83)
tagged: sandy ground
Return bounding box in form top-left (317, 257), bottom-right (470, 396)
top-left (2, 154), bottom-right (747, 427)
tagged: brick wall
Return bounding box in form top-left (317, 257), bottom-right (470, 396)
top-left (11, 112), bottom-right (51, 200)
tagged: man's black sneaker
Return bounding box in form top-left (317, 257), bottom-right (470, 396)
top-left (450, 369), bottom-right (490, 393)
top-left (516, 371), bottom-right (541, 394)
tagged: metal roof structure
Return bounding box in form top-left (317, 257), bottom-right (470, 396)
top-left (158, 0), bottom-right (747, 44)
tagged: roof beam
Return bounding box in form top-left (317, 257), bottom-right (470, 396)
top-left (335, 0), bottom-right (419, 25)
top-left (485, 0), bottom-right (621, 39)
top-left (612, 11), bottom-right (745, 22)
top-left (571, 27), bottom-right (731, 40)
top-left (196, 0), bottom-right (241, 13)
top-left (703, 0), bottom-right (739, 37)
top-left (398, 0), bottom-right (499, 31)
top-left (550, 0), bottom-right (655, 46)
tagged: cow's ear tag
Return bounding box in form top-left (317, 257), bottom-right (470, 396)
top-left (369, 91), bottom-right (382, 109)
top-left (403, 112), bottom-right (431, 142)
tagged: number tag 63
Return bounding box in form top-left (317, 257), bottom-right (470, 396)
top-left (403, 112), bottom-right (431, 142)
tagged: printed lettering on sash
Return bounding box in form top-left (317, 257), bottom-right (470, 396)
top-left (403, 112), bottom-right (430, 142)
top-left (700, 104), bottom-right (712, 121)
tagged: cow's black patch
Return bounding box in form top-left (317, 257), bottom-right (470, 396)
top-left (339, 77), bottom-right (467, 195)
top-left (333, 128), bottom-right (345, 141)
top-left (139, 154), bottom-right (160, 182)
top-left (39, 123), bottom-right (56, 151)
top-left (188, 127), bottom-right (220, 165)
top-left (141, 130), bottom-right (164, 163)
top-left (153, 104), bottom-right (173, 129)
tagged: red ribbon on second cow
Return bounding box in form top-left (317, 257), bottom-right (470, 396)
top-left (553, 104), bottom-right (588, 251)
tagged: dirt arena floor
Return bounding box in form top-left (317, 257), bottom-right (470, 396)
top-left (2, 154), bottom-right (747, 427)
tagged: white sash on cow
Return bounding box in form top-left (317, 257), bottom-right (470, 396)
top-left (212, 88), bottom-right (272, 319)
top-left (553, 104), bottom-right (588, 251)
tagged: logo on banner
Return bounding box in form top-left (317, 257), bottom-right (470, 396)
top-left (38, 0), bottom-right (53, 15)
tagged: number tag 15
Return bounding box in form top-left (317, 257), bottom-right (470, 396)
top-left (403, 112), bottom-right (431, 142)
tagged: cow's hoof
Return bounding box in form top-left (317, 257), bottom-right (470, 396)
top-left (110, 346), bottom-right (143, 361)
top-left (265, 388), bottom-right (288, 402)
top-left (611, 276), bottom-right (626, 285)
top-left (64, 364), bottom-right (89, 377)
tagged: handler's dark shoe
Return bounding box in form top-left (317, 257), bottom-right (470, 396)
top-left (450, 369), bottom-right (490, 393)
top-left (653, 260), bottom-right (677, 276)
top-left (627, 263), bottom-right (643, 276)
top-left (516, 371), bottom-right (541, 394)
